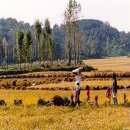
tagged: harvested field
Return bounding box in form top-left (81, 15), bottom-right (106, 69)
top-left (1, 57), bottom-right (130, 90)
top-left (83, 56), bottom-right (130, 71)
top-left (0, 89), bottom-right (129, 105)
top-left (0, 90), bottom-right (130, 130)
top-left (0, 56), bottom-right (130, 129)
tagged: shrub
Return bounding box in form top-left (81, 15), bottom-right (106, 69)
top-left (37, 98), bottom-right (46, 106)
top-left (0, 99), bottom-right (7, 106)
top-left (83, 65), bottom-right (95, 72)
top-left (46, 101), bottom-right (52, 107)
top-left (52, 95), bottom-right (64, 106)
top-left (14, 99), bottom-right (23, 106)
top-left (63, 97), bottom-right (70, 106)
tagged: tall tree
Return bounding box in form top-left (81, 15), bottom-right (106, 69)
top-left (3, 38), bottom-right (9, 68)
top-left (44, 19), bottom-right (53, 64)
top-left (16, 30), bottom-right (24, 69)
top-left (34, 20), bottom-right (42, 63)
top-left (76, 31), bottom-right (84, 64)
top-left (29, 44), bottom-right (34, 69)
top-left (23, 30), bottom-right (33, 68)
top-left (0, 39), bottom-right (5, 68)
top-left (64, 0), bottom-right (81, 65)
top-left (13, 47), bottom-right (17, 64)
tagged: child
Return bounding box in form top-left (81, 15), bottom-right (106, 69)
top-left (106, 87), bottom-right (112, 105)
top-left (86, 85), bottom-right (90, 102)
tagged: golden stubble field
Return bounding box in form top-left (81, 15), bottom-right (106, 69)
top-left (83, 56), bottom-right (130, 71)
top-left (0, 56), bottom-right (130, 129)
top-left (0, 90), bottom-right (130, 130)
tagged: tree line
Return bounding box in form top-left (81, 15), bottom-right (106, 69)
top-left (0, 0), bottom-right (130, 69)
top-left (14, 19), bottom-right (53, 69)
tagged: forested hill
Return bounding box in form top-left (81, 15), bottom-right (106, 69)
top-left (53, 19), bottom-right (130, 59)
top-left (0, 18), bottom-right (130, 63)
top-left (0, 18), bottom-right (34, 62)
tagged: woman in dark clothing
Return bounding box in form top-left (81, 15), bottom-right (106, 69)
top-left (112, 73), bottom-right (118, 104)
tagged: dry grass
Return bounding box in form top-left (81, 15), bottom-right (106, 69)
top-left (1, 89), bottom-right (130, 105)
top-left (83, 56), bottom-right (130, 71)
top-left (1, 56), bottom-right (130, 129)
top-left (0, 90), bottom-right (130, 129)
top-left (1, 76), bottom-right (130, 89)
top-left (30, 78), bottom-right (130, 89)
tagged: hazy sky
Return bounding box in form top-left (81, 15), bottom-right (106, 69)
top-left (0, 0), bottom-right (130, 32)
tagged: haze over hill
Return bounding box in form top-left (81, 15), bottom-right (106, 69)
top-left (0, 0), bottom-right (130, 32)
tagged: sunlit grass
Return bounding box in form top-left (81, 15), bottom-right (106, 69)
top-left (83, 56), bottom-right (130, 71)
top-left (0, 90), bottom-right (130, 129)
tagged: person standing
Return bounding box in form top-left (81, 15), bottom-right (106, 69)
top-left (106, 87), bottom-right (112, 105)
top-left (72, 67), bottom-right (84, 106)
top-left (112, 73), bottom-right (118, 104)
top-left (86, 85), bottom-right (90, 103)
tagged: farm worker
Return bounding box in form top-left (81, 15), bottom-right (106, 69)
top-left (71, 87), bottom-right (76, 102)
top-left (72, 67), bottom-right (84, 106)
top-left (112, 73), bottom-right (118, 104)
top-left (70, 91), bottom-right (76, 107)
top-left (86, 85), bottom-right (90, 103)
top-left (106, 87), bottom-right (112, 105)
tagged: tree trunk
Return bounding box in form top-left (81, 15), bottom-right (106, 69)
top-left (74, 32), bottom-right (77, 65)
top-left (77, 42), bottom-right (80, 64)
top-left (68, 48), bottom-right (71, 65)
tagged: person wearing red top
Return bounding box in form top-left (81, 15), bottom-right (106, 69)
top-left (106, 87), bottom-right (112, 105)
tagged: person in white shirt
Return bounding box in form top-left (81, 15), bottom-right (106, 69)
top-left (72, 67), bottom-right (84, 106)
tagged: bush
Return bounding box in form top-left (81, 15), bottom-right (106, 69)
top-left (83, 65), bottom-right (95, 72)
top-left (37, 98), bottom-right (46, 106)
top-left (52, 95), bottom-right (64, 106)
top-left (0, 99), bottom-right (7, 106)
top-left (46, 101), bottom-right (52, 107)
top-left (63, 97), bottom-right (70, 106)
top-left (14, 99), bottom-right (23, 106)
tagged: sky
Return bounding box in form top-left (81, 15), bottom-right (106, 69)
top-left (0, 0), bottom-right (130, 32)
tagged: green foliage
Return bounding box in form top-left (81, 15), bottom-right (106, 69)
top-left (0, 17), bottom-right (130, 66)
top-left (53, 19), bottom-right (130, 59)
top-left (0, 39), bottom-right (5, 63)
top-left (34, 20), bottom-right (42, 41)
top-left (23, 30), bottom-right (33, 63)
top-left (44, 18), bottom-right (53, 64)
top-left (64, 0), bottom-right (81, 65)
top-left (34, 20), bottom-right (42, 62)
top-left (16, 30), bottom-right (24, 68)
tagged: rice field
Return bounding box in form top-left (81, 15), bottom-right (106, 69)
top-left (0, 56), bottom-right (130, 129)
top-left (0, 90), bottom-right (130, 130)
top-left (83, 56), bottom-right (130, 71)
